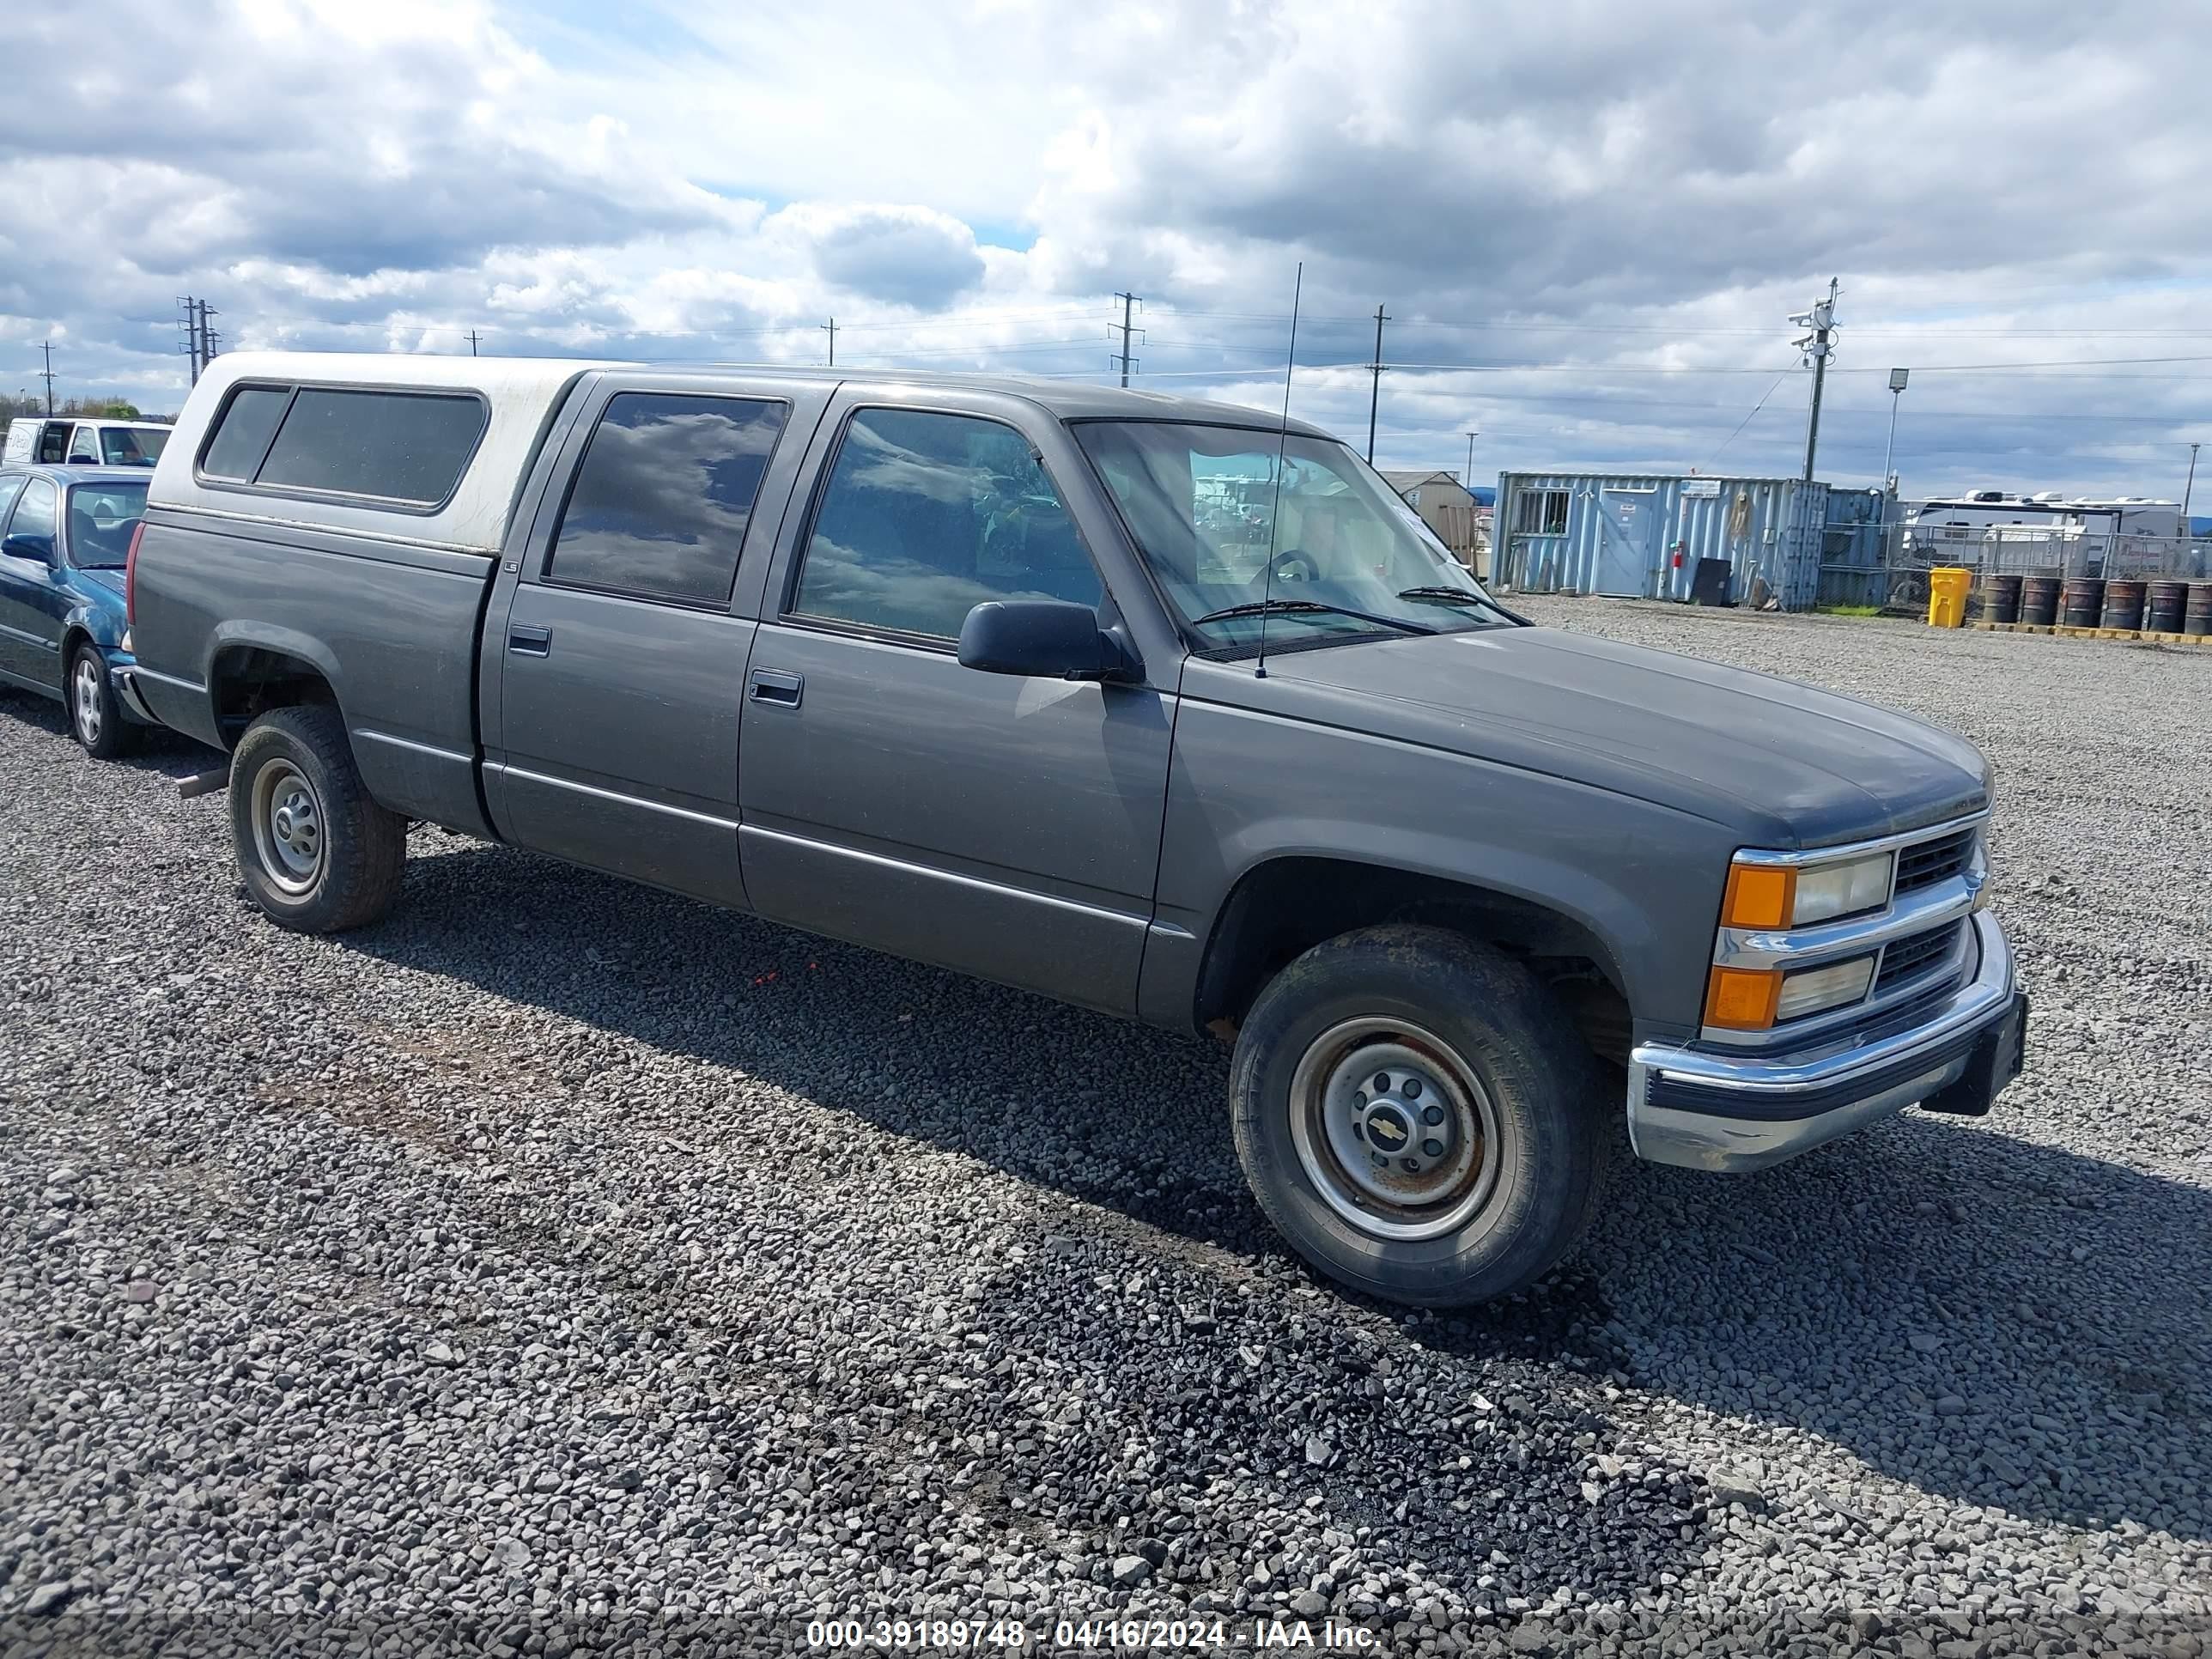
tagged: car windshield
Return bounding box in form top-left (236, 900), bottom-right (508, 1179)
top-left (66, 481), bottom-right (148, 568)
top-left (1074, 422), bottom-right (1511, 650)
top-left (100, 427), bottom-right (167, 466)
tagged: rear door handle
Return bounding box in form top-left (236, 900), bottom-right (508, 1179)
top-left (508, 623), bottom-right (551, 657)
top-left (748, 668), bottom-right (803, 708)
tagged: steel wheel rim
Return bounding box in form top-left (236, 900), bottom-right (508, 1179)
top-left (73, 657), bottom-right (103, 744)
top-left (1289, 1016), bottom-right (1502, 1243)
top-left (251, 760), bottom-right (325, 895)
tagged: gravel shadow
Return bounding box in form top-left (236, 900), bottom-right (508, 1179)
top-left (342, 839), bottom-right (2208, 1544)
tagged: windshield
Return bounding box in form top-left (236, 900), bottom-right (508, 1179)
top-left (66, 481), bottom-right (148, 568)
top-left (100, 427), bottom-right (167, 466)
top-left (1075, 422), bottom-right (1510, 650)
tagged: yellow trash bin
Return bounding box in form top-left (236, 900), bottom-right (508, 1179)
top-left (1927, 566), bottom-right (1972, 628)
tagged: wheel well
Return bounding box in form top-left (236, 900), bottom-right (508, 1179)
top-left (210, 647), bottom-right (337, 748)
top-left (61, 626), bottom-right (95, 667)
top-left (1194, 858), bottom-right (1634, 1064)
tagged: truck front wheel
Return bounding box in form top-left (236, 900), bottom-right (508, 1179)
top-left (1230, 924), bottom-right (1609, 1306)
top-left (228, 705), bottom-right (405, 933)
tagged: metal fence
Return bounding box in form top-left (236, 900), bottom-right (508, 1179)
top-left (1820, 527), bottom-right (2210, 613)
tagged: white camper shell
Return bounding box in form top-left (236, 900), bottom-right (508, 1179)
top-left (148, 353), bottom-right (622, 556)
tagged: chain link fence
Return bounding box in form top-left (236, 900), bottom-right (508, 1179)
top-left (1821, 526), bottom-right (2210, 615)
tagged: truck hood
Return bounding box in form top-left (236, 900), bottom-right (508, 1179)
top-left (1189, 623), bottom-right (1989, 848)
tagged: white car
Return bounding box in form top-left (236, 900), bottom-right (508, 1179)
top-left (2, 416), bottom-right (172, 469)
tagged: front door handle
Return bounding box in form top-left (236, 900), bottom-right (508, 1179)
top-left (508, 623), bottom-right (551, 657)
top-left (748, 668), bottom-right (803, 708)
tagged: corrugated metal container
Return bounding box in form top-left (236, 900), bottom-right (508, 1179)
top-left (1492, 471), bottom-right (1832, 611)
top-left (1815, 487), bottom-right (1892, 609)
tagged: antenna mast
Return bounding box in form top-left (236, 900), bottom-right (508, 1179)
top-left (1254, 262), bottom-right (1304, 680)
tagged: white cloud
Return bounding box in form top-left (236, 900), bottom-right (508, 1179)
top-left (1, 0), bottom-right (2206, 502)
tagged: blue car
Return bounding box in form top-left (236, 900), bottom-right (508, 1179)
top-left (0, 464), bottom-right (155, 758)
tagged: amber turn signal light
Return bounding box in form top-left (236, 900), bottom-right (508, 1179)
top-left (1705, 965), bottom-right (1782, 1030)
top-left (1720, 862), bottom-right (1795, 930)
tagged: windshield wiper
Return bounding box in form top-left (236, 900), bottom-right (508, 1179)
top-left (1396, 585), bottom-right (1497, 607)
top-left (1190, 598), bottom-right (1435, 635)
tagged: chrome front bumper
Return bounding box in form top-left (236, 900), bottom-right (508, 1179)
top-left (1627, 911), bottom-right (2022, 1171)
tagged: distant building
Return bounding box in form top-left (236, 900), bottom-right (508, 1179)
top-left (1380, 469), bottom-right (1489, 574)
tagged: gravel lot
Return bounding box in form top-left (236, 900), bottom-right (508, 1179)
top-left (3, 601), bottom-right (2207, 1656)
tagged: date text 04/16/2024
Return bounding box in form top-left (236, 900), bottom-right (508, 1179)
top-left (805, 1617), bottom-right (1379, 1650)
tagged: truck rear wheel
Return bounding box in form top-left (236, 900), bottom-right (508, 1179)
top-left (228, 705), bottom-right (405, 933)
top-left (1230, 924), bottom-right (1609, 1306)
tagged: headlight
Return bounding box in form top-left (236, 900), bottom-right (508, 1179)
top-left (1705, 952), bottom-right (1879, 1031)
top-left (1790, 852), bottom-right (1894, 927)
top-left (1721, 850), bottom-right (1893, 930)
top-left (1774, 954), bottom-right (1877, 1020)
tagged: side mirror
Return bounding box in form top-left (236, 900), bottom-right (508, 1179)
top-left (2, 532), bottom-right (54, 566)
top-left (957, 599), bottom-right (1132, 681)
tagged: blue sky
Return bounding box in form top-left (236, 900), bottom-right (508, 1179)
top-left (2, 0), bottom-right (2206, 504)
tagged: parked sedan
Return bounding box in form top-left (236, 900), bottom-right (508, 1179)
top-left (0, 465), bottom-right (154, 757)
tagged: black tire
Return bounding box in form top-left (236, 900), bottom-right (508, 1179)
top-left (228, 705), bottom-right (405, 933)
top-left (1230, 923), bottom-right (1610, 1307)
top-left (68, 644), bottom-right (139, 761)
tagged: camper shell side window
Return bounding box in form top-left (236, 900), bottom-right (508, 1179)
top-left (193, 380), bottom-right (491, 515)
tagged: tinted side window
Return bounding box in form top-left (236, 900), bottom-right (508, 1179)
top-left (200, 387), bottom-right (294, 481)
top-left (255, 389), bottom-right (488, 506)
top-left (792, 409), bottom-right (1101, 639)
top-left (545, 393), bottom-right (788, 606)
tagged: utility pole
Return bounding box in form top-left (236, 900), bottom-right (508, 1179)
top-left (1110, 293), bottom-right (1142, 386)
top-left (821, 317), bottom-right (836, 368)
top-left (2184, 442), bottom-right (2200, 528)
top-left (179, 297), bottom-right (203, 383)
top-left (40, 341), bottom-right (57, 415)
top-left (1791, 277), bottom-right (1839, 484)
top-left (1365, 303), bottom-right (1389, 464)
top-left (201, 305), bottom-right (220, 365)
top-left (467, 329), bottom-right (482, 357)
top-left (1464, 430), bottom-right (1479, 489)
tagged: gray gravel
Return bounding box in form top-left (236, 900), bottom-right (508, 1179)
top-left (2, 601), bottom-right (2207, 1656)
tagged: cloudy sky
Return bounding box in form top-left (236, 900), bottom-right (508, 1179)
top-left (3, 0), bottom-right (2206, 504)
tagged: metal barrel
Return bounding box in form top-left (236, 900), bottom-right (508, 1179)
top-left (2099, 578), bottom-right (2146, 632)
top-left (2060, 577), bottom-right (2105, 628)
top-left (2146, 580), bottom-right (2189, 635)
top-left (2187, 582), bottom-right (2212, 638)
top-left (1974, 573), bottom-right (2022, 624)
top-left (2020, 575), bottom-right (2063, 626)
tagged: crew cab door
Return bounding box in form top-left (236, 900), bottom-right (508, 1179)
top-left (736, 387), bottom-right (1174, 1016)
top-left (480, 374), bottom-right (831, 909)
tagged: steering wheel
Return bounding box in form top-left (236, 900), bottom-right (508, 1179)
top-left (1256, 549), bottom-right (1321, 586)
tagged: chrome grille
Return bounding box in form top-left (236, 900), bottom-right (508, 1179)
top-left (1893, 828), bottom-right (1977, 896)
top-left (1875, 920), bottom-right (1966, 995)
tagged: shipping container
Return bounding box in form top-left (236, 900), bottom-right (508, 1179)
top-left (1492, 471), bottom-right (1835, 611)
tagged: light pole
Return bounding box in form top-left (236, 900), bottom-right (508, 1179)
top-left (1881, 368), bottom-right (1909, 495)
top-left (1464, 430), bottom-right (1479, 489)
top-left (2185, 441), bottom-right (2200, 526)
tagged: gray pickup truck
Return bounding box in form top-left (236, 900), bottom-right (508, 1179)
top-left (122, 352), bottom-right (2027, 1305)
